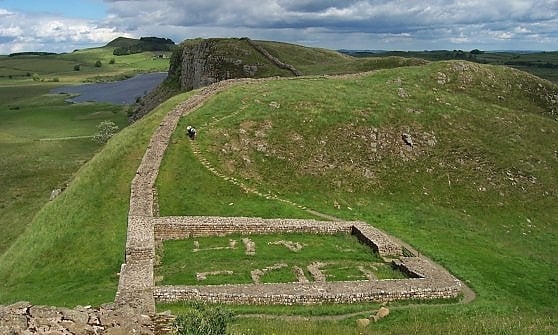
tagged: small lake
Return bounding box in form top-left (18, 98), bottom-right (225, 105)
top-left (50, 72), bottom-right (168, 105)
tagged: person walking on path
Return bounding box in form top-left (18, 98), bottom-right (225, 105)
top-left (186, 125), bottom-right (197, 140)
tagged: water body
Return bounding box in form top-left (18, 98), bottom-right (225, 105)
top-left (51, 72), bottom-right (168, 105)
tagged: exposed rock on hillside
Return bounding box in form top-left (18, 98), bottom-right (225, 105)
top-left (0, 301), bottom-right (174, 334)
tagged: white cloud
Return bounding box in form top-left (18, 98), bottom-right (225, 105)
top-left (0, 6), bottom-right (130, 54)
top-left (1, 0), bottom-right (557, 53)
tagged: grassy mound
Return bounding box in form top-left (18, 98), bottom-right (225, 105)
top-left (158, 60), bottom-right (557, 333)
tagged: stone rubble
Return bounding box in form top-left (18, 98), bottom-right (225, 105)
top-left (0, 302), bottom-right (160, 335)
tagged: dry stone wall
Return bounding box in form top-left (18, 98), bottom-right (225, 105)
top-left (152, 218), bottom-right (462, 305)
top-left (155, 265), bottom-right (461, 305)
top-left (115, 78), bottom-right (465, 313)
top-left (117, 79), bottom-right (256, 314)
top-left (153, 216), bottom-right (353, 240)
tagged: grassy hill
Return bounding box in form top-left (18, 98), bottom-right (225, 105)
top-left (0, 39), bottom-right (557, 333)
top-left (156, 61), bottom-right (558, 334)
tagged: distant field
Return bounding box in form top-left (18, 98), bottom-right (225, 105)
top-left (0, 48), bottom-right (170, 84)
top-left (343, 49), bottom-right (558, 83)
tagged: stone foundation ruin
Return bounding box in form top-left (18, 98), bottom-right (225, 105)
top-left (116, 80), bottom-right (464, 313)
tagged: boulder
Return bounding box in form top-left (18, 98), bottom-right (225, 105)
top-left (376, 307), bottom-right (390, 320)
top-left (356, 318), bottom-right (370, 328)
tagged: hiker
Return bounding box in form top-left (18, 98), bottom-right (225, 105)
top-left (186, 125), bottom-right (197, 140)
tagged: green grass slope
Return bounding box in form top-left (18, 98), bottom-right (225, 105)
top-left (258, 40), bottom-right (428, 75)
top-left (158, 60), bottom-right (557, 334)
top-left (1, 45), bottom-right (557, 333)
top-left (0, 88), bottom-right (128, 256)
top-left (0, 93), bottom-right (192, 306)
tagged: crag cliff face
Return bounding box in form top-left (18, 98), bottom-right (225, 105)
top-left (176, 39), bottom-right (248, 91)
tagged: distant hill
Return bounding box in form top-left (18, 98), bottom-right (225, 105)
top-left (341, 49), bottom-right (558, 84)
top-left (7, 51), bottom-right (59, 57)
top-left (106, 36), bottom-right (175, 56)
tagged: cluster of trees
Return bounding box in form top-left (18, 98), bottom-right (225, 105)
top-left (113, 37), bottom-right (175, 56)
top-left (446, 49), bottom-right (484, 59)
top-left (73, 59), bottom-right (113, 71)
top-left (8, 51), bottom-right (58, 57)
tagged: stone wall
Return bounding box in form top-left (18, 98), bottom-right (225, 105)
top-left (154, 216), bottom-right (353, 240)
top-left (116, 80), bottom-right (247, 314)
top-left (242, 38), bottom-right (303, 76)
top-left (116, 78), bottom-right (465, 315)
top-left (152, 217), bottom-right (462, 305)
top-left (155, 279), bottom-right (462, 305)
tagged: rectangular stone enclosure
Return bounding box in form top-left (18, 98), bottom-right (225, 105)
top-left (152, 216), bottom-right (463, 305)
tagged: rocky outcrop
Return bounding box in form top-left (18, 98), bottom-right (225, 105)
top-left (176, 38), bottom-right (267, 91)
top-left (0, 301), bottom-right (162, 335)
top-left (130, 38), bottom-right (289, 122)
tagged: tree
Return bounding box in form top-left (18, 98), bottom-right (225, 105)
top-left (73, 64), bottom-right (80, 71)
top-left (92, 120), bottom-right (119, 144)
top-left (95, 60), bottom-right (102, 67)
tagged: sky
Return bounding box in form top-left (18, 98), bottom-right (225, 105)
top-left (1, 0), bottom-right (557, 54)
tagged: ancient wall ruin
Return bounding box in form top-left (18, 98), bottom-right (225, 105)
top-left (115, 78), bottom-right (464, 314)
top-left (152, 218), bottom-right (462, 305)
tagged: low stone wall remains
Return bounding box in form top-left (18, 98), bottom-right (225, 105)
top-left (153, 219), bottom-right (462, 305)
top-left (154, 216), bottom-right (352, 239)
top-left (116, 80), bottom-right (245, 314)
top-left (155, 279), bottom-right (461, 305)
